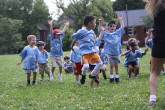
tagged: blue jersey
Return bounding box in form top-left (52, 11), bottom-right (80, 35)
top-left (19, 46), bottom-right (39, 70)
top-left (70, 46), bottom-right (82, 63)
top-left (38, 51), bottom-right (49, 64)
top-left (100, 50), bottom-right (108, 64)
top-left (71, 28), bottom-right (96, 55)
top-left (48, 33), bottom-right (65, 57)
top-left (63, 62), bottom-right (73, 73)
top-left (146, 39), bottom-right (153, 51)
top-left (103, 26), bottom-right (125, 55)
top-left (94, 38), bottom-right (102, 55)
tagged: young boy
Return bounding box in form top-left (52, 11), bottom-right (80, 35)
top-left (71, 15), bottom-right (103, 84)
top-left (145, 29), bottom-right (165, 75)
top-left (70, 41), bottom-right (83, 85)
top-left (63, 55), bottom-right (73, 73)
top-left (99, 15), bottom-right (125, 83)
top-left (48, 20), bottom-right (69, 83)
top-left (121, 42), bottom-right (148, 78)
top-left (17, 35), bottom-right (39, 85)
top-left (37, 41), bottom-right (51, 81)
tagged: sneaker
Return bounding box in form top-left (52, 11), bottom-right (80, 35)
top-left (147, 101), bottom-right (156, 107)
top-left (58, 74), bottom-right (62, 83)
top-left (115, 78), bottom-right (120, 83)
top-left (50, 74), bottom-right (54, 81)
top-left (110, 78), bottom-right (114, 83)
top-left (89, 74), bottom-right (99, 83)
top-left (40, 79), bottom-right (44, 81)
top-left (80, 75), bottom-right (86, 84)
top-left (103, 75), bottom-right (107, 80)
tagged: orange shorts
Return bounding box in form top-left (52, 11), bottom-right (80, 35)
top-left (81, 53), bottom-right (101, 64)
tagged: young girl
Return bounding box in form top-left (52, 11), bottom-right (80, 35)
top-left (121, 42), bottom-right (148, 78)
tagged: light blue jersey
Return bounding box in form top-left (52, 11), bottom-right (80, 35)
top-left (103, 26), bottom-right (125, 55)
top-left (70, 46), bottom-right (82, 63)
top-left (123, 50), bottom-right (143, 67)
top-left (100, 50), bottom-right (108, 64)
top-left (20, 46), bottom-right (39, 70)
top-left (48, 33), bottom-right (65, 57)
top-left (146, 39), bottom-right (153, 51)
top-left (95, 38), bottom-right (102, 55)
top-left (38, 51), bottom-right (49, 64)
top-left (71, 28), bottom-right (96, 55)
top-left (63, 62), bottom-right (73, 73)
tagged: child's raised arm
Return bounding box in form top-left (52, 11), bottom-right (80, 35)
top-left (145, 31), bottom-right (151, 45)
top-left (119, 15), bottom-right (124, 27)
top-left (48, 20), bottom-right (53, 36)
top-left (62, 21), bottom-right (70, 33)
top-left (142, 48), bottom-right (149, 55)
top-left (99, 26), bottom-right (105, 40)
top-left (98, 19), bottom-right (102, 31)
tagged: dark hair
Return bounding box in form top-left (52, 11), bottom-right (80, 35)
top-left (108, 20), bottom-right (116, 26)
top-left (64, 55), bottom-right (70, 61)
top-left (84, 15), bottom-right (95, 26)
top-left (129, 42), bottom-right (136, 48)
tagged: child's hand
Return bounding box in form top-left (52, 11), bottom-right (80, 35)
top-left (119, 15), bottom-right (123, 20)
top-left (100, 26), bottom-right (105, 31)
top-left (145, 48), bottom-right (149, 53)
top-left (65, 21), bottom-right (70, 26)
top-left (48, 20), bottom-right (52, 26)
top-left (17, 62), bottom-right (21, 65)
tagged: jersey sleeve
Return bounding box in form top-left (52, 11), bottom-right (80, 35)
top-left (146, 39), bottom-right (153, 49)
top-left (60, 33), bottom-right (65, 40)
top-left (96, 38), bottom-right (102, 47)
top-left (116, 26), bottom-right (125, 37)
top-left (71, 30), bottom-right (82, 41)
top-left (136, 50), bottom-right (143, 58)
top-left (35, 48), bottom-right (40, 61)
top-left (19, 47), bottom-right (27, 59)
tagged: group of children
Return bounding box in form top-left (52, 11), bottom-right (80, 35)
top-left (17, 15), bottom-right (165, 87)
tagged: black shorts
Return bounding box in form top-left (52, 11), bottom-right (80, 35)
top-left (126, 61), bottom-right (138, 67)
top-left (89, 64), bottom-right (96, 70)
top-left (152, 43), bottom-right (165, 58)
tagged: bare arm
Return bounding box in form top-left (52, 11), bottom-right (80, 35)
top-left (48, 20), bottom-right (53, 36)
top-left (145, 32), bottom-right (151, 45)
top-left (70, 40), bottom-right (76, 52)
top-left (142, 48), bottom-right (148, 55)
top-left (44, 50), bottom-right (48, 56)
top-left (98, 19), bottom-right (102, 31)
top-left (99, 26), bottom-right (105, 40)
top-left (120, 50), bottom-right (131, 56)
top-left (119, 15), bottom-right (124, 27)
top-left (62, 21), bottom-right (70, 33)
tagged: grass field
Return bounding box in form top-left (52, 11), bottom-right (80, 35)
top-left (0, 48), bottom-right (165, 110)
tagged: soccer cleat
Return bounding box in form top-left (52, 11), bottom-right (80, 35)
top-left (110, 78), bottom-right (114, 83)
top-left (147, 101), bottom-right (156, 107)
top-left (80, 75), bottom-right (86, 84)
top-left (115, 78), bottom-right (120, 83)
top-left (89, 74), bottom-right (99, 83)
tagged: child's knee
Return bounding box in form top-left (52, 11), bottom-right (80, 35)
top-left (82, 63), bottom-right (89, 70)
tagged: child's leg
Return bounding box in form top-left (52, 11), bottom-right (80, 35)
top-left (134, 64), bottom-right (139, 77)
top-left (96, 73), bottom-right (100, 87)
top-left (76, 75), bottom-right (79, 84)
top-left (32, 72), bottom-right (37, 85)
top-left (128, 65), bottom-right (133, 78)
top-left (41, 74), bottom-right (44, 80)
top-left (56, 56), bottom-right (63, 82)
top-left (101, 65), bottom-right (106, 79)
top-left (114, 64), bottom-right (119, 77)
top-left (27, 73), bottom-right (31, 85)
top-left (110, 64), bottom-right (114, 78)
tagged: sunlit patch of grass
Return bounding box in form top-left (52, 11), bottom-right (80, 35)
top-left (0, 48), bottom-right (165, 109)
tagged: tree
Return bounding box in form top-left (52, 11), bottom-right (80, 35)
top-left (113, 0), bottom-right (145, 11)
top-left (0, 17), bottom-right (25, 54)
top-left (56, 0), bottom-right (114, 32)
top-left (141, 16), bottom-right (154, 30)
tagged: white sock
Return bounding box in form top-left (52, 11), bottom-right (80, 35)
top-left (91, 62), bottom-right (103, 76)
top-left (76, 81), bottom-right (79, 84)
top-left (149, 95), bottom-right (156, 102)
top-left (116, 74), bottom-right (119, 78)
top-left (110, 74), bottom-right (114, 78)
top-left (82, 64), bottom-right (89, 76)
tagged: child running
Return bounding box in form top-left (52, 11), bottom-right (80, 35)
top-left (37, 41), bottom-right (51, 81)
top-left (70, 41), bottom-right (83, 85)
top-left (99, 15), bottom-right (125, 83)
top-left (17, 35), bottom-right (39, 85)
top-left (121, 42), bottom-right (148, 78)
top-left (71, 15), bottom-right (103, 84)
top-left (48, 20), bottom-right (69, 83)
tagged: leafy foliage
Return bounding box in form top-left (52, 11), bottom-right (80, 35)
top-left (141, 16), bottom-right (154, 30)
top-left (0, 17), bottom-right (25, 54)
top-left (113, 0), bottom-right (145, 11)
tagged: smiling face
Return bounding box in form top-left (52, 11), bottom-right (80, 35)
top-left (108, 24), bottom-right (116, 33)
top-left (29, 38), bottom-right (36, 46)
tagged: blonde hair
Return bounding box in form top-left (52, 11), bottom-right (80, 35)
top-left (143, 0), bottom-right (165, 17)
top-left (27, 35), bottom-right (36, 42)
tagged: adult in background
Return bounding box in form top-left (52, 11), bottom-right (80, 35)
top-left (143, 0), bottom-right (165, 107)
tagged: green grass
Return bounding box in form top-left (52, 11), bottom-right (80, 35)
top-left (0, 48), bottom-right (165, 110)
